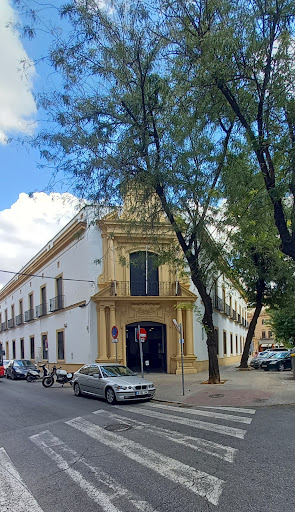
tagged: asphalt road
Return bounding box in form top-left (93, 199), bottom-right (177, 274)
top-left (0, 376), bottom-right (294, 512)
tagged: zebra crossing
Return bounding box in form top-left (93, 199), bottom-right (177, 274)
top-left (2, 403), bottom-right (256, 510)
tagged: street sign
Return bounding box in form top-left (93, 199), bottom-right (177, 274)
top-left (136, 327), bottom-right (147, 342)
top-left (112, 326), bottom-right (118, 339)
top-left (112, 338), bottom-right (119, 344)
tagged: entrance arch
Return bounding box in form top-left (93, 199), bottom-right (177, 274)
top-left (126, 321), bottom-right (167, 373)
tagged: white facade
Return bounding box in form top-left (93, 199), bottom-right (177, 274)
top-left (0, 207), bottom-right (247, 373)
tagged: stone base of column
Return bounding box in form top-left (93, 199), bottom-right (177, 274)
top-left (172, 355), bottom-right (197, 374)
top-left (107, 356), bottom-right (123, 364)
top-left (95, 357), bottom-right (109, 363)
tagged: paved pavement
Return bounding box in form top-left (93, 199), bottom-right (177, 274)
top-left (150, 363), bottom-right (295, 407)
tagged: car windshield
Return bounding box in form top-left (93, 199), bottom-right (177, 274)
top-left (14, 360), bottom-right (34, 367)
top-left (100, 365), bottom-right (136, 377)
top-left (272, 352), bottom-right (288, 359)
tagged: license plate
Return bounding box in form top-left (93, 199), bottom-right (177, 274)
top-left (136, 390), bottom-right (148, 396)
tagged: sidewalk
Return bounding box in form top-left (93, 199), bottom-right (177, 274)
top-left (150, 365), bottom-right (295, 407)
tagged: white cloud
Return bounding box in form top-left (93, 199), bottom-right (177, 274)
top-left (0, 192), bottom-right (81, 288)
top-left (0, 0), bottom-right (37, 143)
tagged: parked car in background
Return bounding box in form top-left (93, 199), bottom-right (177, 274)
top-left (261, 351), bottom-right (291, 371)
top-left (250, 351), bottom-right (277, 369)
top-left (6, 360), bottom-right (39, 380)
top-left (2, 360), bottom-right (11, 376)
top-left (72, 363), bottom-right (156, 404)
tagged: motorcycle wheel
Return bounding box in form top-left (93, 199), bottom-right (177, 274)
top-left (26, 375), bottom-right (33, 382)
top-left (42, 376), bottom-right (54, 387)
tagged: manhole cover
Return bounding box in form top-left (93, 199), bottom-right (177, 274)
top-left (104, 423), bottom-right (132, 432)
top-left (209, 394), bottom-right (224, 398)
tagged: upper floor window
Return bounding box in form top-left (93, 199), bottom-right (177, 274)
top-left (130, 251), bottom-right (159, 296)
top-left (262, 331), bottom-right (266, 339)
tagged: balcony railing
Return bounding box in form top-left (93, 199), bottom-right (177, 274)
top-left (213, 295), bottom-right (224, 311)
top-left (110, 281), bottom-right (181, 297)
top-left (36, 303), bottom-right (47, 318)
top-left (1, 321), bottom-right (7, 331)
top-left (15, 313), bottom-right (24, 326)
top-left (24, 309), bottom-right (34, 322)
top-left (225, 304), bottom-right (231, 317)
top-left (50, 295), bottom-right (64, 312)
top-left (8, 318), bottom-right (14, 329)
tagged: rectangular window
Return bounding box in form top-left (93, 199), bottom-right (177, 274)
top-left (20, 338), bottom-right (24, 359)
top-left (5, 341), bottom-right (9, 359)
top-left (12, 340), bottom-right (16, 359)
top-left (268, 331), bottom-right (272, 339)
top-left (42, 334), bottom-right (48, 360)
top-left (236, 335), bottom-right (238, 354)
top-left (30, 336), bottom-right (35, 360)
top-left (230, 333), bottom-right (233, 354)
top-left (223, 331), bottom-right (227, 356)
top-left (262, 331), bottom-right (266, 339)
top-left (57, 331), bottom-right (65, 360)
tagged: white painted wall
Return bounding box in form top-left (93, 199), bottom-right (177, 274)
top-left (0, 208), bottom-right (102, 365)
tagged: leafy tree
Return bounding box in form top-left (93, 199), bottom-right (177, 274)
top-left (14, 0), bottom-right (240, 383)
top-left (269, 306), bottom-right (295, 347)
top-left (223, 151), bottom-right (295, 366)
top-left (164, 0), bottom-right (295, 262)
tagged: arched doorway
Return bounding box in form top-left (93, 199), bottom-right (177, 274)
top-left (126, 321), bottom-right (167, 372)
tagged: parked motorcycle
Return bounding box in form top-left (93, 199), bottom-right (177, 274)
top-left (26, 363), bottom-right (49, 382)
top-left (42, 365), bottom-right (73, 387)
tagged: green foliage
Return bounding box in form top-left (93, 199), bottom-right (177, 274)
top-left (269, 307), bottom-right (295, 347)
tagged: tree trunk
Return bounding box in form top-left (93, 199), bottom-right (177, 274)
top-left (192, 272), bottom-right (220, 383)
top-left (240, 278), bottom-right (265, 368)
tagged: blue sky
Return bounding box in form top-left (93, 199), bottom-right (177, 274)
top-left (0, 0), bottom-right (79, 287)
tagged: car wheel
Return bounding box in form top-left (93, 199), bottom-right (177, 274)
top-left (278, 363), bottom-right (284, 371)
top-left (11, 371), bottom-right (16, 380)
top-left (263, 368), bottom-right (269, 371)
top-left (106, 387), bottom-right (116, 405)
top-left (74, 383), bottom-right (81, 396)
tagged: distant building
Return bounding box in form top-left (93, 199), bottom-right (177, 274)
top-left (247, 308), bottom-right (279, 352)
top-left (0, 206), bottom-right (248, 374)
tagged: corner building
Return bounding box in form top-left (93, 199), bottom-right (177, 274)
top-left (0, 207), bottom-right (248, 374)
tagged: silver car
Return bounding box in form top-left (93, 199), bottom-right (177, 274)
top-left (72, 363), bottom-right (156, 404)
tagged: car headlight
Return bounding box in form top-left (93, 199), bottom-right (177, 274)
top-left (114, 385), bottom-right (128, 390)
top-left (148, 384), bottom-right (154, 389)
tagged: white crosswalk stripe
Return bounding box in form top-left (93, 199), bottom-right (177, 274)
top-left (66, 416), bottom-right (224, 506)
top-left (202, 406), bottom-right (256, 414)
top-left (0, 447), bottom-right (44, 512)
top-left (148, 403), bottom-right (253, 424)
top-left (110, 404), bottom-right (247, 438)
top-left (30, 430), bottom-right (154, 512)
top-left (93, 410), bottom-right (238, 462)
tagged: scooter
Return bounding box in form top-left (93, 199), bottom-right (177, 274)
top-left (42, 365), bottom-right (73, 387)
top-left (26, 364), bottom-right (49, 382)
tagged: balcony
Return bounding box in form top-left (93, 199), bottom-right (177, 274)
top-left (15, 313), bottom-right (24, 326)
top-left (110, 281), bottom-right (181, 297)
top-left (36, 303), bottom-right (47, 318)
top-left (225, 304), bottom-right (231, 317)
top-left (213, 295), bottom-right (224, 311)
top-left (8, 318), bottom-right (15, 329)
top-left (1, 321), bottom-right (7, 331)
top-left (50, 295), bottom-right (64, 312)
top-left (24, 309), bottom-right (34, 322)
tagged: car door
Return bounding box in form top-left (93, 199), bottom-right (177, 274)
top-left (85, 366), bottom-right (104, 396)
top-left (284, 356), bottom-right (291, 369)
top-left (76, 366), bottom-right (90, 391)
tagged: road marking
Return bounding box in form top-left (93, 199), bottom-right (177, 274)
top-left (66, 416), bottom-right (224, 506)
top-left (202, 406), bottom-right (256, 415)
top-left (0, 447), bottom-right (44, 512)
top-left (148, 403), bottom-right (253, 424)
top-left (111, 405), bottom-right (247, 439)
top-left (30, 431), bottom-right (153, 512)
top-left (94, 411), bottom-right (237, 462)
